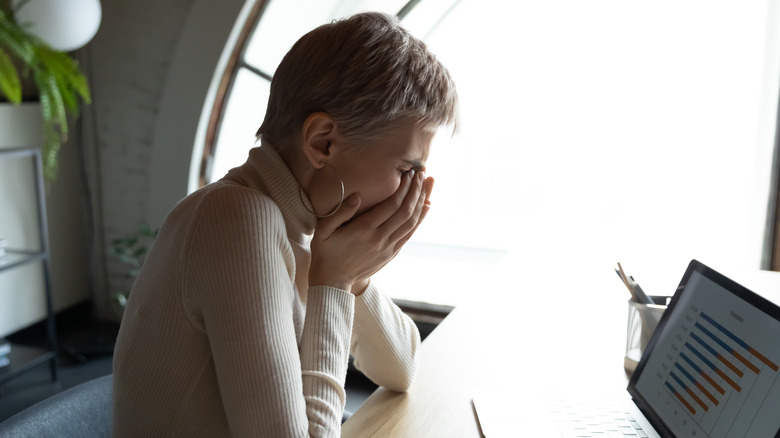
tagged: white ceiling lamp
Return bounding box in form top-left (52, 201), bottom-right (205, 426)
top-left (13, 0), bottom-right (102, 52)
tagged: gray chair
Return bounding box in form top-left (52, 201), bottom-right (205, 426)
top-left (0, 374), bottom-right (113, 438)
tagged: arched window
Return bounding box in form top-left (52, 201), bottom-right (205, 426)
top-left (203, 0), bottom-right (780, 307)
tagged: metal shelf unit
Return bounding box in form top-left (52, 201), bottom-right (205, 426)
top-left (0, 147), bottom-right (58, 386)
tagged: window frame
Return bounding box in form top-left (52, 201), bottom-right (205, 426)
top-left (200, 0), bottom-right (270, 187)
top-left (769, 119), bottom-right (780, 271)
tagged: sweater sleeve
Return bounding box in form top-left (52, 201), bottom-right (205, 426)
top-left (186, 186), bottom-right (354, 437)
top-left (350, 281), bottom-right (421, 391)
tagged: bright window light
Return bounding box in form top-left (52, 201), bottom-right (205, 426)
top-left (210, 69), bottom-right (270, 181)
top-left (210, 0), bottom-right (780, 307)
top-left (243, 0), bottom-right (409, 76)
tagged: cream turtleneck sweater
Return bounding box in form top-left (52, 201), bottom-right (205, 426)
top-left (112, 143), bottom-right (420, 437)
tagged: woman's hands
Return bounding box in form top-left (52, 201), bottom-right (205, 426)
top-left (309, 170), bottom-right (434, 295)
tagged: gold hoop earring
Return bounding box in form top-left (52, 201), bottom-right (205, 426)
top-left (298, 163), bottom-right (345, 218)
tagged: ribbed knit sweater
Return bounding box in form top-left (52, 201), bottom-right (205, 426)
top-left (112, 143), bottom-right (421, 437)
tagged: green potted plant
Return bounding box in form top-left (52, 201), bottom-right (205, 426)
top-left (110, 224), bottom-right (158, 314)
top-left (0, 0), bottom-right (91, 180)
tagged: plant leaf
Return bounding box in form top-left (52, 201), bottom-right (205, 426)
top-left (117, 255), bottom-right (140, 267)
top-left (42, 130), bottom-right (60, 180)
top-left (40, 55), bottom-right (89, 103)
top-left (1, 8), bottom-right (93, 181)
top-left (38, 84), bottom-right (52, 124)
top-left (132, 247), bottom-right (147, 258)
top-left (0, 47), bottom-right (21, 103)
top-left (0, 14), bottom-right (35, 64)
top-left (44, 74), bottom-right (67, 138)
top-left (35, 70), bottom-right (65, 180)
top-left (56, 73), bottom-right (78, 115)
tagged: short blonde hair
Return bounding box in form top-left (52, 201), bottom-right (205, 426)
top-left (257, 12), bottom-right (458, 147)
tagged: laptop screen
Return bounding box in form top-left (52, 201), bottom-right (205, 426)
top-left (628, 260), bottom-right (780, 438)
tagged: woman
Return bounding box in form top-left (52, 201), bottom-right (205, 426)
top-left (112, 11), bottom-right (458, 437)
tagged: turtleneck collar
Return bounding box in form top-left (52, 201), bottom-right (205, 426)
top-left (221, 140), bottom-right (317, 241)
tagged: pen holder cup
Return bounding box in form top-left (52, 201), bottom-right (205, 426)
top-left (624, 296), bottom-right (668, 374)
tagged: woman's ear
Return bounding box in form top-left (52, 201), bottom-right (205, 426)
top-left (301, 112), bottom-right (337, 169)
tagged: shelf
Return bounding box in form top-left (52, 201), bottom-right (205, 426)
top-left (0, 344), bottom-right (56, 386)
top-left (0, 147), bottom-right (39, 159)
top-left (0, 145), bottom-right (57, 385)
top-left (0, 250), bottom-right (46, 273)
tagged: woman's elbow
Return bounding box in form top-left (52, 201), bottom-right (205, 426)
top-left (384, 354), bottom-right (419, 392)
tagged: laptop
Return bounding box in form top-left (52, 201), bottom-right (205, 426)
top-left (472, 260), bottom-right (780, 437)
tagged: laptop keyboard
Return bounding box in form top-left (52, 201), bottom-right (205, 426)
top-left (547, 398), bottom-right (650, 438)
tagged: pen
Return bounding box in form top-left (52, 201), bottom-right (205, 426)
top-left (615, 267), bottom-right (633, 297)
top-left (616, 262), bottom-right (653, 304)
top-left (615, 266), bottom-right (637, 302)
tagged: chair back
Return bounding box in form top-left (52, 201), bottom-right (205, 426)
top-left (0, 374), bottom-right (113, 438)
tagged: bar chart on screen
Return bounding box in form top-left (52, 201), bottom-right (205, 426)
top-left (650, 303), bottom-right (780, 437)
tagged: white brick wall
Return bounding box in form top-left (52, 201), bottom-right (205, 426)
top-left (85, 0), bottom-right (196, 320)
top-left (82, 0), bottom-right (247, 320)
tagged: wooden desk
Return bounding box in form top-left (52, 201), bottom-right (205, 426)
top-left (342, 261), bottom-right (780, 437)
top-left (342, 305), bottom-right (481, 437)
top-left (342, 266), bottom-right (635, 437)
